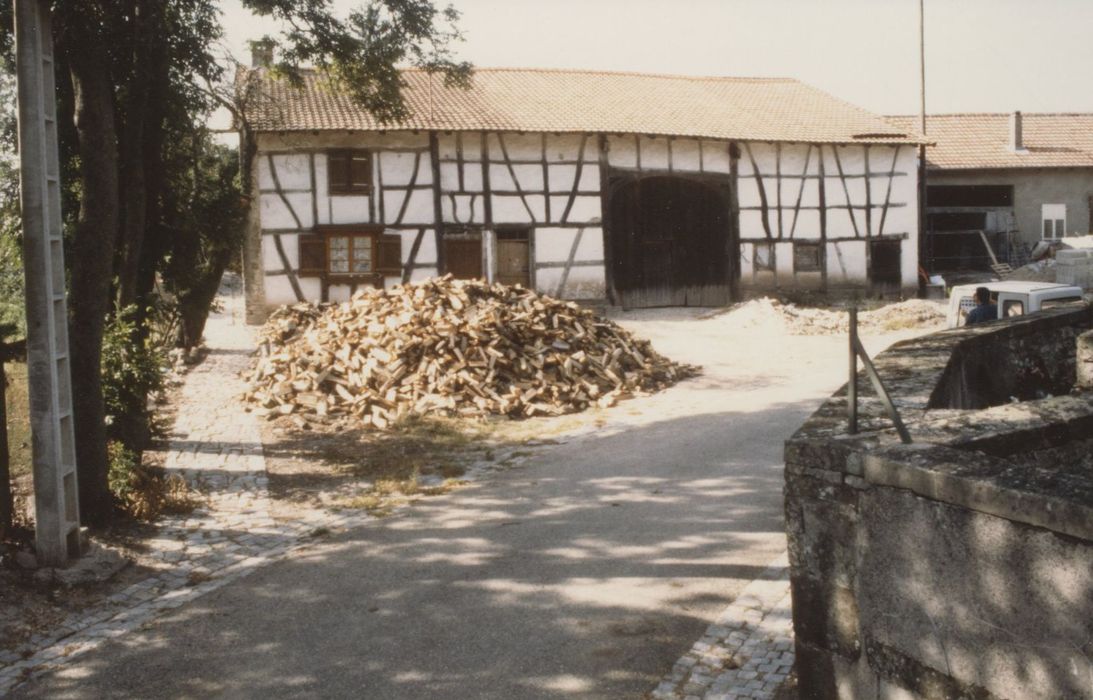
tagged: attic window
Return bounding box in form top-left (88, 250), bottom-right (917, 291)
top-left (851, 133), bottom-right (907, 140)
top-left (328, 150), bottom-right (372, 195)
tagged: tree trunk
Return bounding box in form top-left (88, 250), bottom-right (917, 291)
top-left (0, 360), bottom-right (11, 538)
top-left (115, 1), bottom-right (156, 312)
top-left (65, 42), bottom-right (119, 525)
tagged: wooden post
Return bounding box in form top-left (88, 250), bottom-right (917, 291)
top-left (848, 305), bottom-right (858, 434)
top-left (428, 131), bottom-right (446, 274)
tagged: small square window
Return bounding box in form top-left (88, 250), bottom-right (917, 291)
top-left (329, 150), bottom-right (372, 195)
top-left (326, 234), bottom-right (373, 275)
top-left (1041, 204), bottom-right (1066, 239)
top-left (793, 243), bottom-right (822, 272)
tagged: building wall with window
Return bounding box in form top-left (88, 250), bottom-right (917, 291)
top-left (245, 130), bottom-right (919, 320)
top-left (925, 168), bottom-right (1093, 249)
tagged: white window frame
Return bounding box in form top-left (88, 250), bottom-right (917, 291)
top-left (1041, 203), bottom-right (1067, 240)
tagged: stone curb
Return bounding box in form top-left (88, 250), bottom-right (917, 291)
top-left (650, 551), bottom-right (794, 700)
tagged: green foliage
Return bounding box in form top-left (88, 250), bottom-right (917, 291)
top-left (242, 0), bottom-right (470, 124)
top-left (100, 305), bottom-right (166, 440)
top-left (0, 73), bottom-right (21, 337)
top-left (106, 440), bottom-right (141, 503)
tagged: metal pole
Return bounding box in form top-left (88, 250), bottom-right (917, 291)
top-left (848, 305), bottom-right (858, 434)
top-left (14, 0), bottom-right (81, 566)
top-left (918, 0), bottom-right (929, 288)
top-left (919, 0), bottom-right (926, 136)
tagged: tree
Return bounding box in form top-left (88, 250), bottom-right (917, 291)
top-left (0, 0), bottom-right (469, 525)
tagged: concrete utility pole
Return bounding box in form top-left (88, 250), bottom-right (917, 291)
top-left (14, 0), bottom-right (81, 567)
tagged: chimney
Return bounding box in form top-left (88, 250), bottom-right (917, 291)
top-left (1009, 111), bottom-right (1028, 153)
top-left (249, 39), bottom-right (275, 68)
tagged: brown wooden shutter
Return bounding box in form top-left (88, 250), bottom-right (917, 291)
top-left (298, 233), bottom-right (326, 276)
top-left (328, 152), bottom-right (349, 193)
top-left (350, 152), bottom-right (372, 192)
top-left (376, 233), bottom-right (402, 275)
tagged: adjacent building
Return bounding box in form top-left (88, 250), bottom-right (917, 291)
top-left (240, 65), bottom-right (925, 321)
top-left (888, 112), bottom-right (1093, 271)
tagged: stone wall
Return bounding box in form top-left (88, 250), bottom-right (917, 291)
top-left (784, 304), bottom-right (1093, 699)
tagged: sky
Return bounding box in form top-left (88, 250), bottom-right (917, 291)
top-left (218, 0), bottom-right (1093, 118)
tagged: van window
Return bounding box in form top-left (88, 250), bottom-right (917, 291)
top-left (1003, 300), bottom-right (1024, 317)
top-left (1040, 297), bottom-right (1082, 310)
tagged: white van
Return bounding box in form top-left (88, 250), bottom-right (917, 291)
top-left (946, 281), bottom-right (1085, 328)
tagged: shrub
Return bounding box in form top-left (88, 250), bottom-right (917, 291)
top-left (107, 441), bottom-right (199, 520)
top-left (101, 305), bottom-right (167, 445)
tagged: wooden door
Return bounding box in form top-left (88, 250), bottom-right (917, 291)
top-left (444, 236), bottom-right (483, 279)
top-left (496, 230), bottom-right (530, 287)
top-left (610, 176), bottom-right (732, 308)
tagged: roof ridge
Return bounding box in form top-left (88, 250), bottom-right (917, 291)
top-left (888, 112), bottom-right (1093, 118)
top-left (269, 64), bottom-right (801, 84)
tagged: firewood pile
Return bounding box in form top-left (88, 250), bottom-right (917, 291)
top-left (243, 277), bottom-right (697, 427)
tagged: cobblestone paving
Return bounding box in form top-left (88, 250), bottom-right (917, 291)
top-left (0, 288), bottom-right (357, 695)
top-left (651, 552), bottom-right (794, 700)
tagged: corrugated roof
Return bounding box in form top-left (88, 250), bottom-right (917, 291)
top-left (240, 66), bottom-right (925, 145)
top-left (887, 113), bottom-right (1093, 169)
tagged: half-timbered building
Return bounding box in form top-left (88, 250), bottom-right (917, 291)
top-left (239, 66), bottom-right (926, 322)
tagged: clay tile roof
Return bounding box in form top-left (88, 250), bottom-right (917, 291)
top-left (239, 66), bottom-right (925, 145)
top-left (886, 113), bottom-right (1093, 169)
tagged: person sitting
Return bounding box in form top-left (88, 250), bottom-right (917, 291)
top-left (965, 286), bottom-right (998, 325)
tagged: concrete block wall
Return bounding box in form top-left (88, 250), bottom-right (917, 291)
top-left (785, 305), bottom-right (1093, 699)
top-left (1056, 248), bottom-right (1093, 289)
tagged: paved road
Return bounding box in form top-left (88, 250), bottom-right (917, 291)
top-left (13, 311), bottom-right (910, 699)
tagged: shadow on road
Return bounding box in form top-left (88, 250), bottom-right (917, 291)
top-left (14, 400), bottom-right (817, 699)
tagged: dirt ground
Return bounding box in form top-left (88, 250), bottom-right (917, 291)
top-left (258, 296), bottom-right (947, 519)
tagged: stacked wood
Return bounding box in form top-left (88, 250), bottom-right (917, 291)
top-left (243, 277), bottom-right (697, 427)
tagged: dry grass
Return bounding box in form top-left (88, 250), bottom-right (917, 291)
top-left (113, 465), bottom-right (203, 522)
top-left (4, 362), bottom-right (32, 481)
top-left (331, 416), bottom-right (478, 515)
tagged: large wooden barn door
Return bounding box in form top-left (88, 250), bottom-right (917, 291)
top-left (609, 175), bottom-right (732, 308)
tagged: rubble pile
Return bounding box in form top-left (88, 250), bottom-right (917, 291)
top-left (244, 277), bottom-right (696, 427)
top-left (717, 297), bottom-right (946, 335)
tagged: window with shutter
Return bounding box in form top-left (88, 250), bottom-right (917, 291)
top-left (376, 234), bottom-right (403, 274)
top-left (298, 234), bottom-right (327, 276)
top-left (328, 149), bottom-right (372, 195)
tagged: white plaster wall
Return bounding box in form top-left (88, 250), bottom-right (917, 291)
top-left (329, 195), bottom-right (371, 225)
top-left (702, 141), bottom-right (732, 174)
top-left (492, 194), bottom-right (547, 223)
top-left (544, 134), bottom-right (589, 162)
top-left (261, 233), bottom-right (298, 272)
top-left (400, 228), bottom-right (438, 266)
top-left (408, 266), bottom-right (438, 282)
top-left (328, 284), bottom-right (352, 302)
top-left (265, 276), bottom-right (321, 306)
top-left (534, 227), bottom-right (604, 263)
top-left (605, 135), bottom-right (732, 176)
top-left (547, 196), bottom-right (601, 225)
top-left (775, 241), bottom-right (794, 278)
top-left (258, 154), bottom-right (311, 191)
top-left (442, 193), bottom-right (485, 224)
top-left (382, 188), bottom-right (434, 226)
top-left (378, 151), bottom-right (425, 187)
top-left (536, 265), bottom-right (606, 300)
top-left (259, 192), bottom-right (313, 230)
top-left (827, 240), bottom-right (868, 283)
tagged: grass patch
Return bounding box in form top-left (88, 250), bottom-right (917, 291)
top-left (329, 415), bottom-right (484, 483)
top-left (4, 362), bottom-right (31, 481)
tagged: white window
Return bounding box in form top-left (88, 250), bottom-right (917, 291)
top-left (1042, 204), bottom-right (1067, 239)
